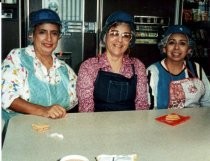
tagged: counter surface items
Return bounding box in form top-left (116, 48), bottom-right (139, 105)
top-left (2, 107), bottom-right (210, 161)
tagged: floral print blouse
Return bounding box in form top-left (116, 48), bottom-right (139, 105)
top-left (76, 53), bottom-right (149, 112)
top-left (1, 45), bottom-right (78, 112)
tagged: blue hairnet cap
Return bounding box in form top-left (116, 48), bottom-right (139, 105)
top-left (163, 25), bottom-right (191, 38)
top-left (158, 25), bottom-right (195, 56)
top-left (30, 8), bottom-right (61, 27)
top-left (100, 11), bottom-right (136, 47)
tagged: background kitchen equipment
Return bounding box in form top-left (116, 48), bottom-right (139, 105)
top-left (1, 0), bottom-right (210, 77)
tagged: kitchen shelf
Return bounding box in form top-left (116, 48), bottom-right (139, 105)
top-left (134, 15), bottom-right (170, 44)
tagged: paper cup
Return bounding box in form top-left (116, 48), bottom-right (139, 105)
top-left (60, 155), bottom-right (89, 161)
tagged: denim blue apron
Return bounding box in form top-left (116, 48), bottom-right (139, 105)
top-left (93, 65), bottom-right (137, 111)
top-left (2, 49), bottom-right (70, 123)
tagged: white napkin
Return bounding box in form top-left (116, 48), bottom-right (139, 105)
top-left (96, 154), bottom-right (137, 161)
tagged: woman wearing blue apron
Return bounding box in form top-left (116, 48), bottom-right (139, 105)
top-left (1, 9), bottom-right (78, 124)
top-left (77, 11), bottom-right (149, 112)
top-left (147, 25), bottom-right (210, 109)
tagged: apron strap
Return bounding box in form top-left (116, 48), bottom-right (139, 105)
top-left (186, 61), bottom-right (197, 78)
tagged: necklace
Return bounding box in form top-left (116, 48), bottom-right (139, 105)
top-left (36, 54), bottom-right (53, 70)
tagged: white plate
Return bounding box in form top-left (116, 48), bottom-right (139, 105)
top-left (60, 155), bottom-right (89, 161)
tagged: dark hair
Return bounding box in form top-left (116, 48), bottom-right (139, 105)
top-left (33, 22), bottom-right (62, 34)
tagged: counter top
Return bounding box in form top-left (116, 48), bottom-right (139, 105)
top-left (2, 107), bottom-right (210, 161)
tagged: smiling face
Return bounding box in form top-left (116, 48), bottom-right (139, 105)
top-left (33, 23), bottom-right (60, 57)
top-left (163, 33), bottom-right (192, 63)
top-left (105, 22), bottom-right (132, 58)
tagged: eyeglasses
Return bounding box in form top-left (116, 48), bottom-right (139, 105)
top-left (108, 30), bottom-right (132, 42)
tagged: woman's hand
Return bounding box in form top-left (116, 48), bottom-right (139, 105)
top-left (44, 104), bottom-right (67, 119)
top-left (10, 98), bottom-right (67, 119)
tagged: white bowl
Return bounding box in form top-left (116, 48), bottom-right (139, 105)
top-left (60, 155), bottom-right (89, 161)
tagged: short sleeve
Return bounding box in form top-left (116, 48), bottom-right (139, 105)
top-left (1, 49), bottom-right (28, 110)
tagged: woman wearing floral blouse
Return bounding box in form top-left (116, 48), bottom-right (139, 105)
top-left (1, 9), bottom-right (78, 122)
top-left (76, 11), bottom-right (149, 112)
